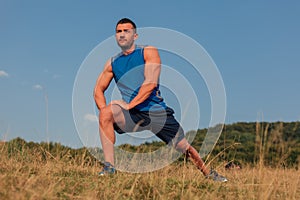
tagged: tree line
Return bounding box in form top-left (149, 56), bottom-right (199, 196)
top-left (3, 121), bottom-right (300, 168)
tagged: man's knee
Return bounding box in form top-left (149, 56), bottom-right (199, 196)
top-left (99, 104), bottom-right (123, 125)
top-left (99, 105), bottom-right (114, 125)
top-left (174, 138), bottom-right (190, 153)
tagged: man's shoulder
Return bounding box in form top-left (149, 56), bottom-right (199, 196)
top-left (139, 45), bottom-right (159, 52)
top-left (136, 44), bottom-right (148, 49)
top-left (111, 52), bottom-right (123, 63)
top-left (137, 45), bottom-right (159, 52)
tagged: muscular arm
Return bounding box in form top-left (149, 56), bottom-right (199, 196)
top-left (94, 59), bottom-right (114, 110)
top-left (127, 46), bottom-right (161, 109)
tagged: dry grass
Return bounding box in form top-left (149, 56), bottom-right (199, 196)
top-left (1, 120), bottom-right (299, 200)
top-left (0, 140), bottom-right (299, 200)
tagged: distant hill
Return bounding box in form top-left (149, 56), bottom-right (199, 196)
top-left (2, 121), bottom-right (300, 167)
top-left (188, 121), bottom-right (300, 167)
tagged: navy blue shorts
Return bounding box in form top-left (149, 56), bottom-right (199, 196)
top-left (113, 107), bottom-right (185, 146)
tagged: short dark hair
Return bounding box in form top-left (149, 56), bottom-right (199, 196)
top-left (116, 18), bottom-right (136, 30)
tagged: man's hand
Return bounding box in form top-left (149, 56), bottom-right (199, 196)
top-left (110, 100), bottom-right (130, 110)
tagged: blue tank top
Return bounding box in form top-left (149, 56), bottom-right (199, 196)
top-left (111, 45), bottom-right (167, 111)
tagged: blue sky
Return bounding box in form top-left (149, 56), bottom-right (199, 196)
top-left (1, 1), bottom-right (300, 148)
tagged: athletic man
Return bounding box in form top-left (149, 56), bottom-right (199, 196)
top-left (94, 18), bottom-right (227, 182)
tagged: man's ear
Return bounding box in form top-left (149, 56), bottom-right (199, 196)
top-left (134, 33), bottom-right (138, 41)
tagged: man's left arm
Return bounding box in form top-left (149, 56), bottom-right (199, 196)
top-left (111, 46), bottom-right (161, 110)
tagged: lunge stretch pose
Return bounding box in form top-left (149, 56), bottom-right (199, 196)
top-left (94, 18), bottom-right (227, 182)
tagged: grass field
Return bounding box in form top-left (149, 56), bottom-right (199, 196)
top-left (0, 140), bottom-right (299, 200)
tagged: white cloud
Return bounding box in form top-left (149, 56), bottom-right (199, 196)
top-left (0, 70), bottom-right (9, 78)
top-left (33, 84), bottom-right (43, 90)
top-left (84, 114), bottom-right (98, 122)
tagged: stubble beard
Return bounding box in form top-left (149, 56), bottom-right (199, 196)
top-left (118, 39), bottom-right (135, 52)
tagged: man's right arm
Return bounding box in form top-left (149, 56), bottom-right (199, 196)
top-left (93, 59), bottom-right (114, 110)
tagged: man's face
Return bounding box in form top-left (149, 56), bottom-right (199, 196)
top-left (115, 23), bottom-right (137, 50)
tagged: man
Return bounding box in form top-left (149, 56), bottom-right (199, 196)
top-left (94, 18), bottom-right (227, 182)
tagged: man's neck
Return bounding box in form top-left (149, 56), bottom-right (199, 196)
top-left (122, 44), bottom-right (136, 55)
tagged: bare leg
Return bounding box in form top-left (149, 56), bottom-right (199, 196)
top-left (175, 138), bottom-right (210, 176)
top-left (99, 104), bottom-right (125, 166)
